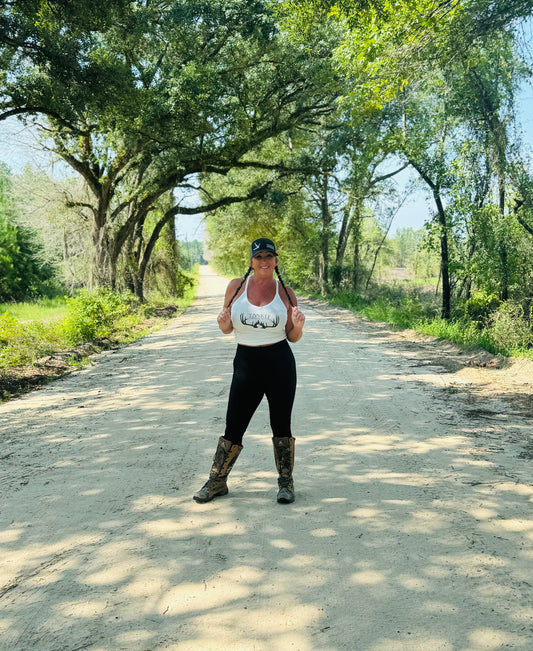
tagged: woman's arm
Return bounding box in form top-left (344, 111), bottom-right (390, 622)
top-left (217, 279), bottom-right (241, 334)
top-left (285, 288), bottom-right (305, 342)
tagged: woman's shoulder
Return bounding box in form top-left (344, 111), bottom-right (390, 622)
top-left (227, 277), bottom-right (244, 290)
top-left (225, 277), bottom-right (246, 302)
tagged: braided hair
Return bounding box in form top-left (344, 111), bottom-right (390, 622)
top-left (225, 266), bottom-right (252, 309)
top-left (225, 264), bottom-right (295, 310)
top-left (275, 265), bottom-right (294, 308)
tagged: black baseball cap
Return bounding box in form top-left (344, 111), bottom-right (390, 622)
top-left (250, 237), bottom-right (277, 258)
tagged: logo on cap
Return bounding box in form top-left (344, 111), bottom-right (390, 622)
top-left (250, 238), bottom-right (277, 258)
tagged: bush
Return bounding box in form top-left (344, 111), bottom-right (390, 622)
top-left (0, 312), bottom-right (18, 346)
top-left (489, 301), bottom-right (533, 353)
top-left (0, 314), bottom-right (22, 367)
top-left (64, 288), bottom-right (140, 344)
top-left (461, 290), bottom-right (500, 325)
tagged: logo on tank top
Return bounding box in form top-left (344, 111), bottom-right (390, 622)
top-left (239, 313), bottom-right (280, 329)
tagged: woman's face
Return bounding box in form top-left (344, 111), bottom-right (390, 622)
top-left (251, 252), bottom-right (277, 275)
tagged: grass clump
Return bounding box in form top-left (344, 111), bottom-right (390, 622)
top-left (489, 302), bottom-right (533, 355)
top-left (361, 296), bottom-right (426, 328)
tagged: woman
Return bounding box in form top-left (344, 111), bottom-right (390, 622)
top-left (194, 237), bottom-right (305, 504)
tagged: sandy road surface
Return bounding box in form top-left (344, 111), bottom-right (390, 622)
top-left (1, 266), bottom-right (532, 651)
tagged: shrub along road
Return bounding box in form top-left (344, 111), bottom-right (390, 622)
top-left (0, 266), bottom-right (532, 650)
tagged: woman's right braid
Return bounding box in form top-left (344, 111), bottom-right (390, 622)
top-left (226, 266), bottom-right (252, 308)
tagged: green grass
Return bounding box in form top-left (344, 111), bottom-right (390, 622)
top-left (0, 296), bottom-right (69, 321)
top-left (0, 267), bottom-right (199, 372)
top-left (321, 287), bottom-right (533, 359)
top-left (414, 318), bottom-right (497, 351)
top-left (0, 316), bottom-right (65, 368)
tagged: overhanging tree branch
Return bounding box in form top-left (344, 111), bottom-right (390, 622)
top-left (0, 107), bottom-right (95, 134)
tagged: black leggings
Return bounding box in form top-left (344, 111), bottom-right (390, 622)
top-left (225, 340), bottom-right (296, 445)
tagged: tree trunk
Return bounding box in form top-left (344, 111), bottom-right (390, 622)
top-left (433, 189), bottom-right (451, 319)
top-left (335, 197), bottom-right (353, 265)
top-left (365, 217), bottom-right (394, 291)
top-left (406, 153), bottom-right (451, 319)
top-left (131, 271), bottom-right (144, 303)
top-left (318, 175), bottom-right (331, 295)
top-left (90, 222), bottom-right (112, 288)
top-left (332, 197), bottom-right (353, 289)
top-left (351, 203), bottom-right (363, 292)
top-left (130, 217), bottom-right (148, 302)
top-left (135, 207), bottom-right (177, 301)
top-left (498, 178), bottom-right (509, 300)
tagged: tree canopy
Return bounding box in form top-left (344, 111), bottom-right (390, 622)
top-left (1, 0), bottom-right (340, 297)
top-left (2, 0), bottom-right (533, 321)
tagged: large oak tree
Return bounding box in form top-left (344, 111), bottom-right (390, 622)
top-left (1, 1), bottom-right (339, 296)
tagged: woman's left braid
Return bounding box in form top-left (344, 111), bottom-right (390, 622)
top-left (275, 266), bottom-right (294, 307)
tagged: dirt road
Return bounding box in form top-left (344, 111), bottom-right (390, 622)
top-left (1, 266), bottom-right (532, 651)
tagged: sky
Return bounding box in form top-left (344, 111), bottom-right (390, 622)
top-left (1, 82), bottom-right (533, 242)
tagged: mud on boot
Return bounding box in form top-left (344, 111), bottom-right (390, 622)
top-left (272, 436), bottom-right (295, 504)
top-left (193, 436), bottom-right (243, 503)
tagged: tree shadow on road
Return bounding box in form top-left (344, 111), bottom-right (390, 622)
top-left (1, 282), bottom-right (532, 650)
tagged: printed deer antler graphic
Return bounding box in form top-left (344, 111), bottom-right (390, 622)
top-left (240, 314), bottom-right (280, 329)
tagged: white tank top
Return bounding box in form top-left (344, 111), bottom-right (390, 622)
top-left (231, 276), bottom-right (288, 346)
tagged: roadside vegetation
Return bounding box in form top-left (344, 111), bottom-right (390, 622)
top-left (323, 282), bottom-right (533, 359)
top-left (0, 271), bottom-right (198, 401)
top-left (1, 154), bottom-right (201, 400)
top-left (2, 0), bottom-right (533, 396)
top-left (0, 297), bottom-right (68, 321)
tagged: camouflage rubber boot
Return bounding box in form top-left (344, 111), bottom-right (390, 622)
top-left (193, 436), bottom-right (243, 503)
top-left (272, 436), bottom-right (295, 504)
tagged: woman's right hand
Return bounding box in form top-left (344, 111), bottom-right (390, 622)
top-left (217, 307), bottom-right (233, 333)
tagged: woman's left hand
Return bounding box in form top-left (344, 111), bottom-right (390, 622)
top-left (291, 306), bottom-right (305, 329)
top-left (287, 305), bottom-right (305, 341)
top-left (217, 307), bottom-right (233, 333)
